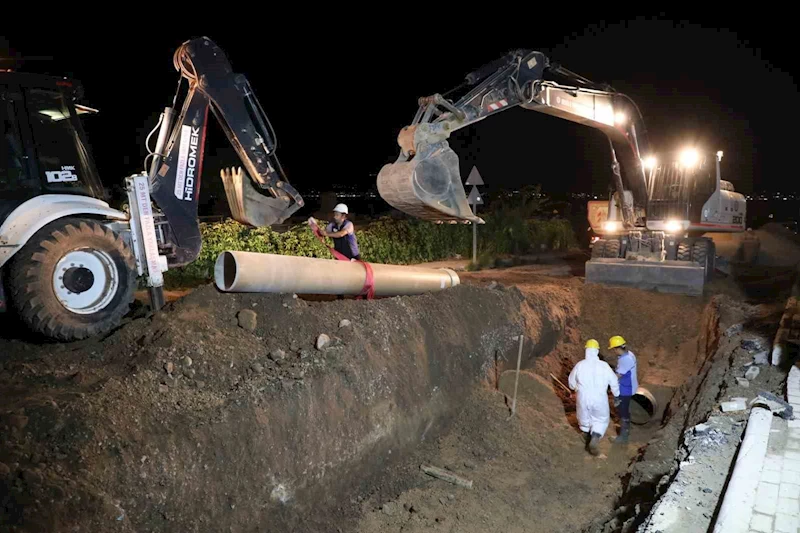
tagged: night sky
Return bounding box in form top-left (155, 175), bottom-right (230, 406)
top-left (2, 18), bottom-right (797, 208)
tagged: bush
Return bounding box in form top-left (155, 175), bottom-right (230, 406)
top-left (162, 214), bottom-right (577, 288)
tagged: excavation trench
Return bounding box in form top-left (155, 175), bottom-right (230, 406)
top-left (0, 265), bottom-right (788, 533)
top-left (345, 270), bottom-right (789, 533)
top-left (0, 282), bottom-right (572, 532)
top-left (581, 294), bottom-right (788, 533)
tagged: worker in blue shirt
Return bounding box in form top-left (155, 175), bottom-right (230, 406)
top-left (322, 203), bottom-right (360, 261)
top-left (608, 335), bottom-right (637, 444)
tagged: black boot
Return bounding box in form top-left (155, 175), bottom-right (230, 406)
top-left (611, 419), bottom-right (630, 444)
top-left (588, 432), bottom-right (601, 455)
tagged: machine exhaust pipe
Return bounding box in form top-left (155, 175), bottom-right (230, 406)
top-left (214, 251), bottom-right (460, 296)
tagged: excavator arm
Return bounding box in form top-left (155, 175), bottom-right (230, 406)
top-left (146, 37), bottom-right (304, 267)
top-left (377, 49), bottom-right (649, 227)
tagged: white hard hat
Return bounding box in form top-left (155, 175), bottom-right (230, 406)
top-left (333, 203), bottom-right (348, 214)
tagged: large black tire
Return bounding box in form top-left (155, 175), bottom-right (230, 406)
top-left (7, 217), bottom-right (136, 341)
top-left (591, 239), bottom-right (606, 258)
top-left (677, 240), bottom-right (692, 262)
top-left (603, 239), bottom-right (621, 258)
top-left (692, 239), bottom-right (714, 281)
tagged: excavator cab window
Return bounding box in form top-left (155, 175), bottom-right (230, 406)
top-left (647, 155), bottom-right (716, 223)
top-left (21, 86), bottom-right (105, 200)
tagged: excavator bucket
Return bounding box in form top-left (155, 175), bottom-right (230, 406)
top-left (377, 145), bottom-right (484, 224)
top-left (220, 167), bottom-right (298, 227)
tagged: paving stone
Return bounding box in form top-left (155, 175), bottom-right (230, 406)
top-left (777, 498), bottom-right (800, 516)
top-left (774, 512), bottom-right (800, 533)
top-left (755, 482), bottom-right (779, 515)
top-left (749, 512), bottom-right (773, 532)
top-left (784, 459), bottom-right (800, 473)
top-left (780, 482), bottom-right (800, 500)
top-left (762, 469), bottom-right (782, 484)
top-left (781, 469), bottom-right (800, 484)
top-left (765, 455), bottom-right (785, 472)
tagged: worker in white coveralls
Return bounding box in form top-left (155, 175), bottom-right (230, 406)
top-left (568, 339), bottom-right (621, 456)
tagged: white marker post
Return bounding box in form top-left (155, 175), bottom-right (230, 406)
top-left (466, 166), bottom-right (484, 264)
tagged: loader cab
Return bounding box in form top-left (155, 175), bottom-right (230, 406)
top-left (1, 71), bottom-right (105, 224)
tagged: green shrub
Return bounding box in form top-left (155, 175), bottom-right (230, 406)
top-left (162, 213), bottom-right (577, 289)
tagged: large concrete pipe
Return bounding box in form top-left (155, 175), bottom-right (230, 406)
top-left (214, 251), bottom-right (460, 296)
top-left (630, 386), bottom-right (658, 425)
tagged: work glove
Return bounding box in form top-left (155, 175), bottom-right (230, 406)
top-left (613, 397), bottom-right (621, 408)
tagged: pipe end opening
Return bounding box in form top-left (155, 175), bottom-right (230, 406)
top-left (630, 390), bottom-right (657, 425)
top-left (215, 251), bottom-right (239, 291)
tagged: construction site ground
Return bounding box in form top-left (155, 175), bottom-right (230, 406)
top-left (0, 224), bottom-right (798, 532)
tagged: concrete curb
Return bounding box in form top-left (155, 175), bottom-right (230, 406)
top-left (772, 273), bottom-right (800, 366)
top-left (712, 407), bottom-right (774, 533)
top-left (789, 364), bottom-right (800, 407)
top-left (771, 296), bottom-right (796, 366)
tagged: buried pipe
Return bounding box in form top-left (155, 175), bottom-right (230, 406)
top-left (214, 251), bottom-right (460, 296)
top-left (629, 387), bottom-right (658, 425)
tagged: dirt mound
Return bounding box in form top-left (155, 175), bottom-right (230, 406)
top-left (0, 280), bottom-right (576, 533)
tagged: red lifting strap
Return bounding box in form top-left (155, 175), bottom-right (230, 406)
top-left (308, 219), bottom-right (375, 300)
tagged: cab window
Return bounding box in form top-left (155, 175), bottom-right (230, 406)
top-left (1, 88), bottom-right (32, 191)
top-left (24, 87), bottom-right (86, 191)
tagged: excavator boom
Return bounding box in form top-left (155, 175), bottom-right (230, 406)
top-left (148, 37), bottom-right (303, 267)
top-left (377, 49), bottom-right (649, 226)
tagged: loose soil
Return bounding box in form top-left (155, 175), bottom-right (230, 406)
top-left (0, 246), bottom-right (794, 532)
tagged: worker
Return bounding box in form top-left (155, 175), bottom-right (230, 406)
top-left (321, 203), bottom-right (360, 261)
top-left (568, 339), bottom-right (621, 456)
top-left (608, 335), bottom-right (638, 444)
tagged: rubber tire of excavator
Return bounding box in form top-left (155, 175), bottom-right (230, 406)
top-left (591, 240), bottom-right (606, 258)
top-left (692, 239), bottom-right (714, 281)
top-left (603, 239), bottom-right (621, 259)
top-left (6, 217), bottom-right (137, 341)
top-left (677, 240), bottom-right (692, 262)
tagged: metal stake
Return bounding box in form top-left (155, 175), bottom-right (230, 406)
top-left (510, 334), bottom-right (524, 417)
top-left (472, 203), bottom-right (478, 264)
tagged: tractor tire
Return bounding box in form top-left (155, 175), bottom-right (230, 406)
top-left (692, 239), bottom-right (714, 281)
top-left (7, 217), bottom-right (137, 341)
top-left (591, 240), bottom-right (606, 258)
top-left (677, 240), bottom-right (692, 262)
top-left (603, 239), bottom-right (621, 258)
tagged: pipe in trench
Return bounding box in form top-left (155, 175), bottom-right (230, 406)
top-left (214, 251), bottom-right (460, 296)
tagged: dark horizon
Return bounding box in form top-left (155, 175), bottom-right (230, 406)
top-left (3, 18), bottom-right (797, 204)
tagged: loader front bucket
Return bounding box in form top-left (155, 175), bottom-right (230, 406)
top-left (377, 145), bottom-right (484, 224)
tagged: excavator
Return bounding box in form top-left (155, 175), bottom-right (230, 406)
top-left (1, 37), bottom-right (303, 341)
top-left (376, 49), bottom-right (747, 295)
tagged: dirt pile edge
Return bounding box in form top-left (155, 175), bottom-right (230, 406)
top-left (0, 282), bottom-right (573, 532)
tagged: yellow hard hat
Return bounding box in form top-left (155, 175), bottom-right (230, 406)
top-left (585, 339), bottom-right (600, 349)
top-left (608, 335), bottom-right (627, 349)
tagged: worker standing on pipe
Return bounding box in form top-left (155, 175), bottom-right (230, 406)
top-left (320, 204), bottom-right (361, 261)
top-left (608, 335), bottom-right (638, 444)
top-left (568, 339), bottom-right (621, 456)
